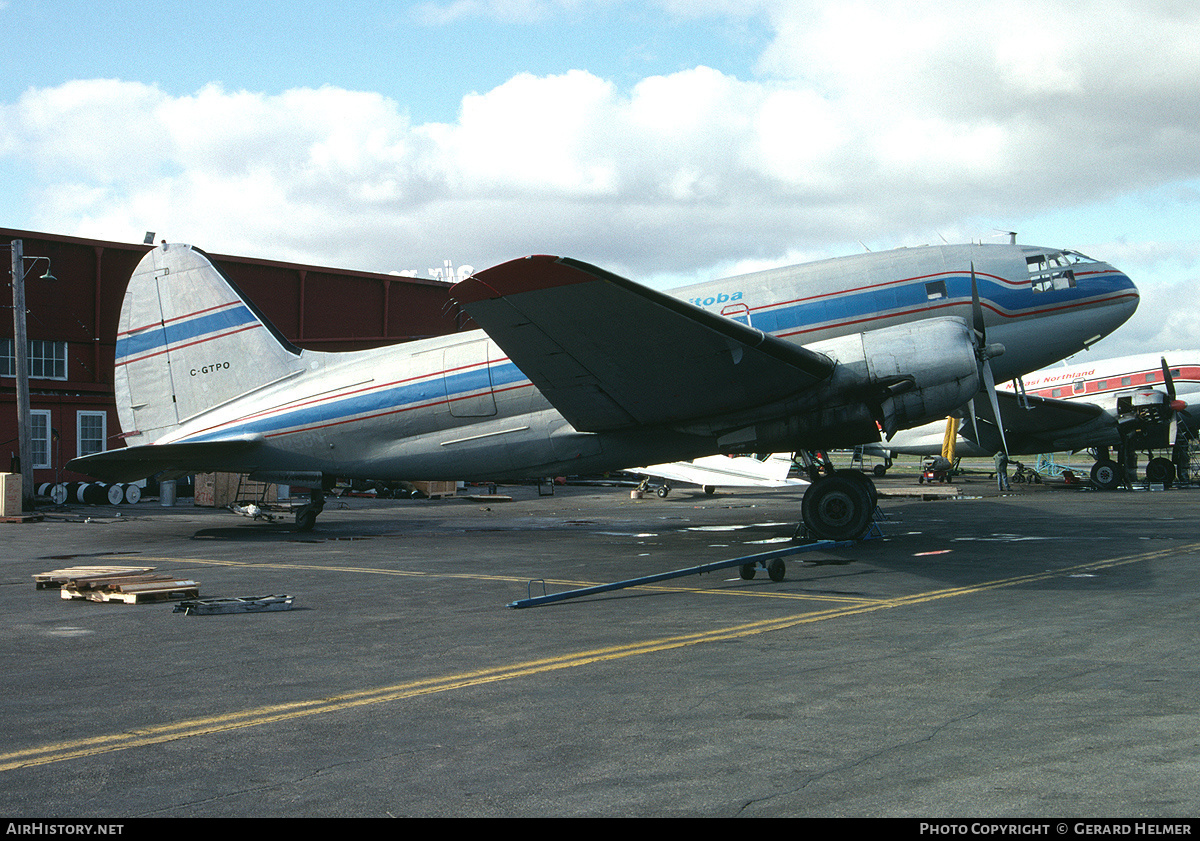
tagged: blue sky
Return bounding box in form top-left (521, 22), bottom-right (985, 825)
top-left (2, 0), bottom-right (1199, 359)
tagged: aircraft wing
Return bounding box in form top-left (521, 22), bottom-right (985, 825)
top-left (67, 437), bottom-right (263, 483)
top-left (960, 390), bottom-right (1107, 453)
top-left (452, 256), bottom-right (835, 432)
top-left (634, 454), bottom-right (806, 488)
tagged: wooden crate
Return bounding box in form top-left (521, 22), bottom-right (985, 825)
top-left (411, 481), bottom-right (457, 499)
top-left (194, 473), bottom-right (278, 507)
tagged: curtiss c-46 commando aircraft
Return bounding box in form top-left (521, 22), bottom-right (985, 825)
top-left (69, 241), bottom-right (1138, 539)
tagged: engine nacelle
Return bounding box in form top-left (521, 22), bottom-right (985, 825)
top-left (811, 317), bottom-right (981, 435)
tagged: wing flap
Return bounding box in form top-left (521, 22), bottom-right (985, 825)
top-left (452, 256), bottom-right (835, 432)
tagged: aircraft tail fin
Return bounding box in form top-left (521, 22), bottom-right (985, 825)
top-left (114, 243), bottom-right (303, 445)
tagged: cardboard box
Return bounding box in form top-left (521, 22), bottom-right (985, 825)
top-left (0, 473), bottom-right (21, 517)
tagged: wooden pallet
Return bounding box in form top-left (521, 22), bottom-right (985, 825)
top-left (1, 513), bottom-right (44, 524)
top-left (34, 565), bottom-right (157, 590)
top-left (56, 571), bottom-right (200, 604)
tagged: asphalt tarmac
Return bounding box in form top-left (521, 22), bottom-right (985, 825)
top-left (3, 472), bottom-right (1199, 818)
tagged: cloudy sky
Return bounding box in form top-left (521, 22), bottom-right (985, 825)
top-left (2, 0), bottom-right (1198, 360)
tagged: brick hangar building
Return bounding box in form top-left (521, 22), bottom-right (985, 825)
top-left (2, 227), bottom-right (466, 489)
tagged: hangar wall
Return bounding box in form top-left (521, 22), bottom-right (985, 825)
top-left (2, 228), bottom-right (465, 485)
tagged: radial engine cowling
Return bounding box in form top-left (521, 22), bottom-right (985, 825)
top-left (815, 317), bottom-right (981, 435)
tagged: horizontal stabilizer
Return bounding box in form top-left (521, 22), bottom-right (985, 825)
top-left (67, 437), bottom-right (263, 483)
top-left (452, 256), bottom-right (835, 431)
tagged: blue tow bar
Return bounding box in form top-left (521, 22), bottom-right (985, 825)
top-left (508, 539), bottom-right (854, 609)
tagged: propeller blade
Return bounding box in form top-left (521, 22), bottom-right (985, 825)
top-left (1161, 357), bottom-right (1176, 401)
top-left (970, 262), bottom-right (986, 343)
top-left (982, 359), bottom-right (1010, 456)
top-left (967, 396), bottom-right (981, 443)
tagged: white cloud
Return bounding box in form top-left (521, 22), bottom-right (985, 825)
top-left (1, 1), bottom-right (1198, 290)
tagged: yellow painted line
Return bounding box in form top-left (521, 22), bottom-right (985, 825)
top-left (7, 543), bottom-right (1193, 773)
top-left (136, 555), bottom-right (882, 603)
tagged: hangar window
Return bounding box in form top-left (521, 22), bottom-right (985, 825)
top-left (30, 410), bottom-right (51, 469)
top-left (1, 339), bottom-right (67, 380)
top-left (77, 411), bottom-right (107, 458)
top-left (925, 280), bottom-right (947, 300)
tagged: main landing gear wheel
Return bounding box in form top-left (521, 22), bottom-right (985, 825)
top-left (1146, 457), bottom-right (1176, 487)
top-left (1090, 460), bottom-right (1120, 491)
top-left (656, 484), bottom-right (670, 498)
top-left (837, 469), bottom-right (878, 507)
top-left (295, 487), bottom-right (326, 532)
top-left (801, 474), bottom-right (873, 541)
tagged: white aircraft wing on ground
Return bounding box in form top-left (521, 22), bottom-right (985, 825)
top-left (632, 454), bottom-right (807, 496)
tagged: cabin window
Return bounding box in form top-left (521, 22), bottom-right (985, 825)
top-left (1121, 376), bottom-right (1131, 386)
top-left (925, 280), bottom-right (947, 300)
top-left (1073, 380), bottom-right (1085, 393)
top-left (1052, 388), bottom-right (1062, 398)
top-left (1096, 380), bottom-right (1106, 389)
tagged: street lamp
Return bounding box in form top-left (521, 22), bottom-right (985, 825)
top-left (6, 239), bottom-right (55, 511)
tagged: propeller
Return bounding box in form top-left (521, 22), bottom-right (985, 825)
top-left (1161, 357), bottom-right (1188, 446)
top-left (969, 263), bottom-right (1010, 456)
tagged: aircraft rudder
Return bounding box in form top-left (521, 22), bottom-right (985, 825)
top-left (114, 243), bottom-right (302, 444)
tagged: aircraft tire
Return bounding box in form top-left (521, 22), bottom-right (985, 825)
top-left (1146, 457), bottom-right (1175, 487)
top-left (801, 475), bottom-right (873, 541)
top-left (295, 509), bottom-right (318, 532)
top-left (873, 463), bottom-right (887, 478)
top-left (656, 485), bottom-right (670, 498)
top-left (837, 469), bottom-right (878, 507)
top-left (767, 558), bottom-right (786, 582)
top-left (703, 485), bottom-right (716, 495)
top-left (740, 563), bottom-right (756, 580)
top-left (1091, 460), bottom-right (1120, 491)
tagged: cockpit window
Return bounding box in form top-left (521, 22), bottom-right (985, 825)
top-left (1027, 250), bottom-right (1077, 293)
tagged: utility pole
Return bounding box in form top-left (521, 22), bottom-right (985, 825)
top-left (9, 239), bottom-right (34, 510)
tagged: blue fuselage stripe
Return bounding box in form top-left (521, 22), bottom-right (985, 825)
top-left (745, 272), bottom-right (1129, 335)
top-left (117, 306), bottom-right (258, 361)
top-left (178, 270), bottom-right (1134, 443)
top-left (185, 362), bottom-right (529, 442)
